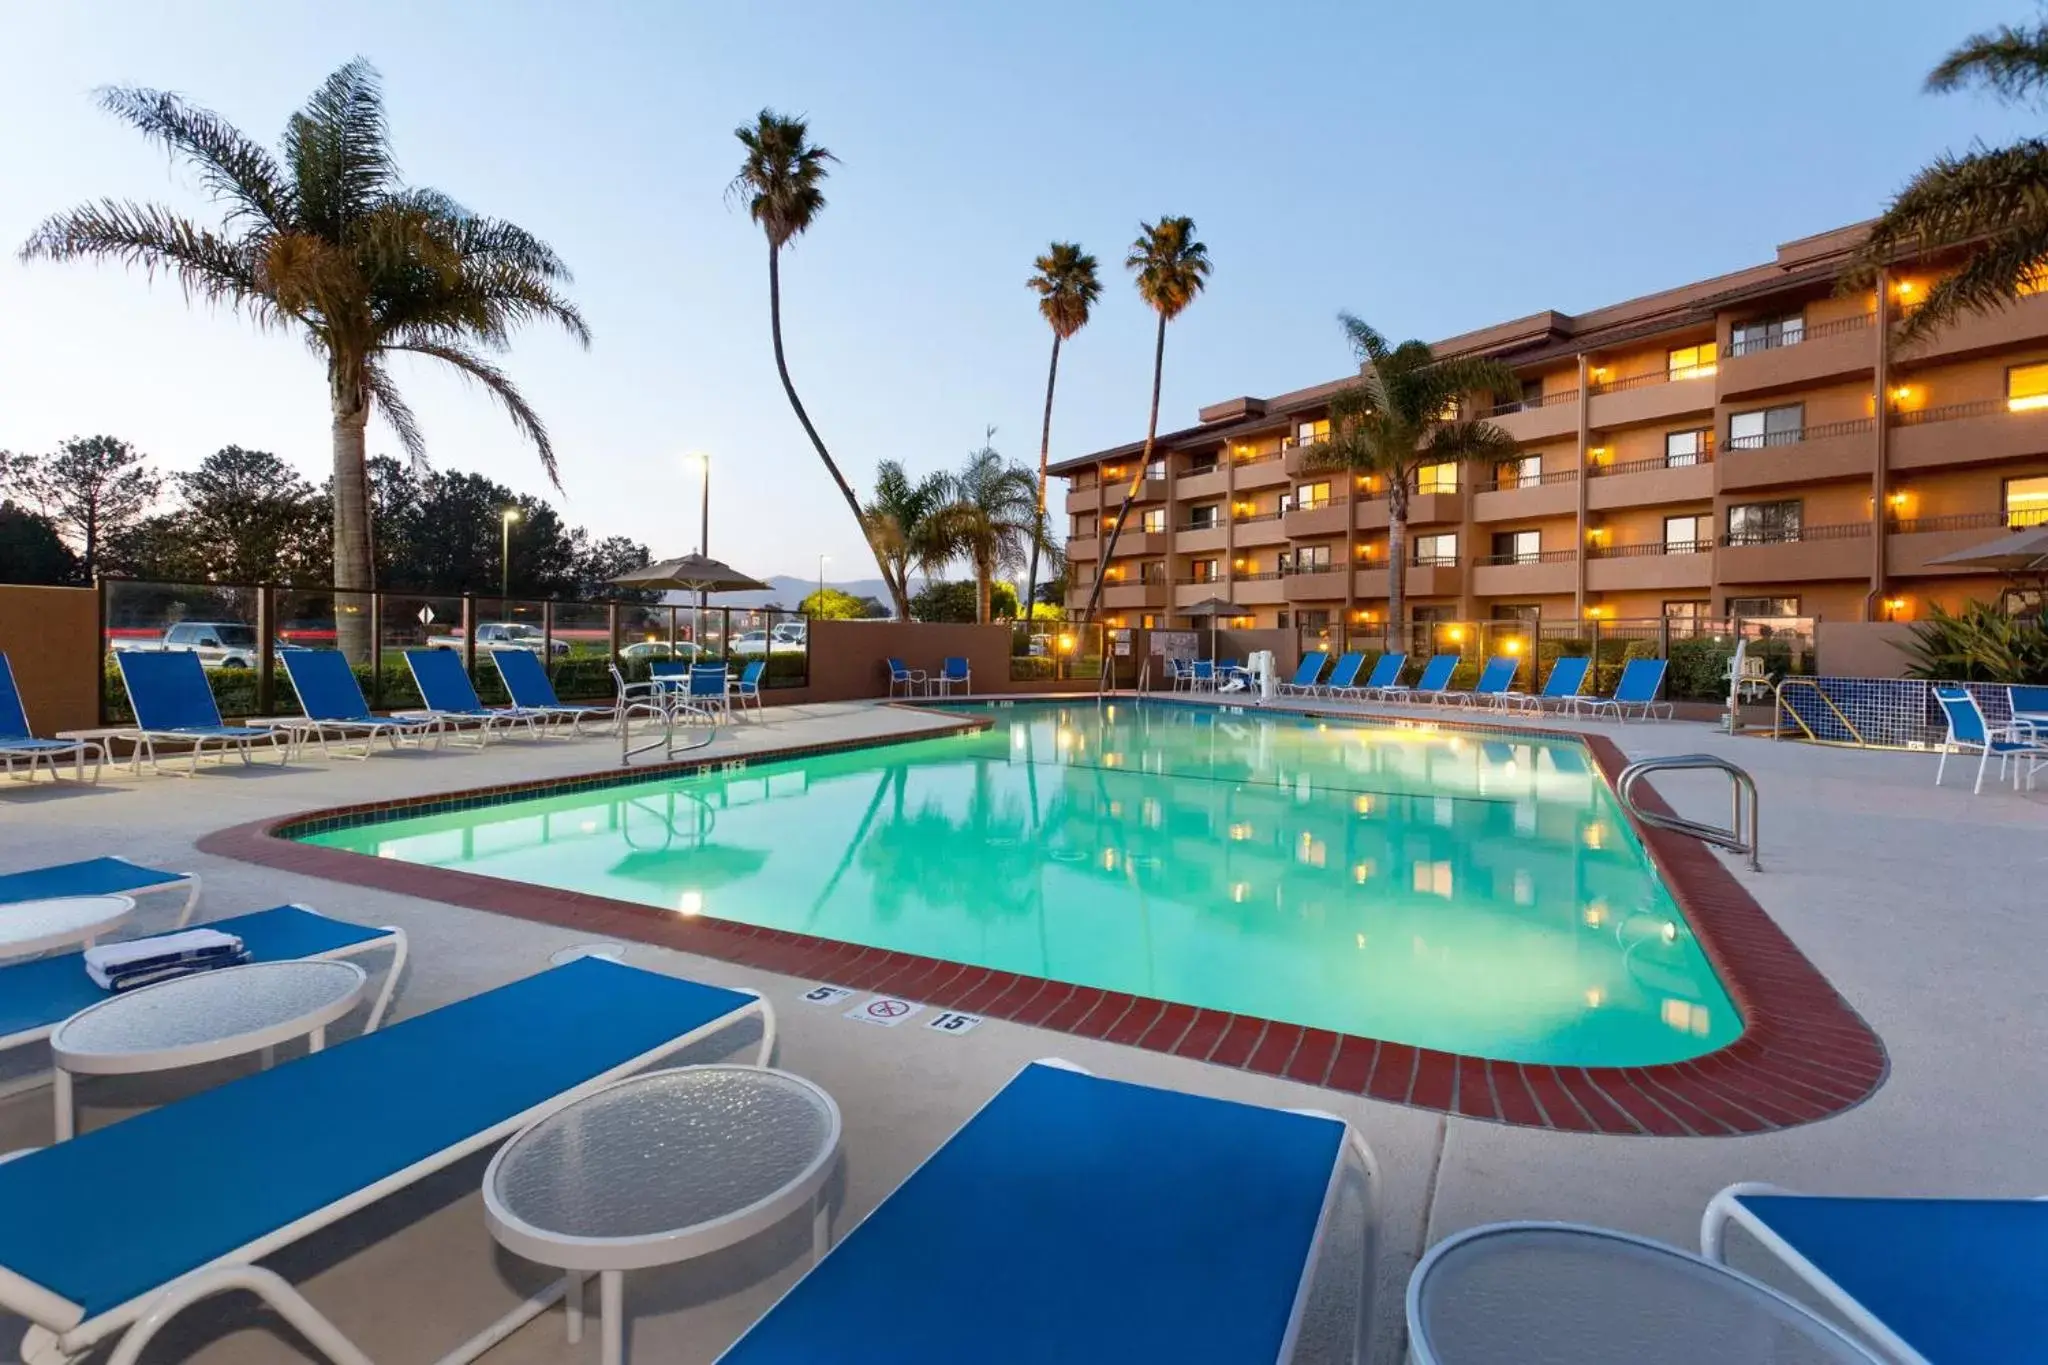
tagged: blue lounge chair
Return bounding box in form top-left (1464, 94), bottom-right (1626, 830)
top-left (1320, 651), bottom-right (1370, 697)
top-left (1380, 653), bottom-right (1457, 704)
top-left (1353, 652), bottom-right (1409, 700)
top-left (1573, 657), bottom-right (1673, 722)
top-left (0, 905), bottom-right (406, 1088)
top-left (931, 656), bottom-right (972, 696)
top-left (0, 956), bottom-right (769, 1365)
top-left (0, 654), bottom-right (103, 784)
top-left (402, 648), bottom-right (545, 742)
top-left (1443, 654), bottom-right (1519, 707)
top-left (491, 648), bottom-right (616, 734)
top-left (731, 659), bottom-right (767, 714)
top-left (1702, 1182), bottom-right (2048, 1364)
top-left (717, 1060), bottom-right (1378, 1365)
top-left (885, 657), bottom-right (926, 697)
top-left (0, 856), bottom-right (198, 923)
top-left (112, 650), bottom-right (288, 775)
top-left (1934, 685), bottom-right (2046, 794)
top-left (2007, 683), bottom-right (2048, 740)
top-left (273, 649), bottom-right (449, 759)
top-left (1503, 656), bottom-right (1591, 713)
top-left (1277, 652), bottom-right (1328, 695)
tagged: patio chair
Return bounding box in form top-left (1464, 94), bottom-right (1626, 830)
top-left (1191, 659), bottom-right (1216, 691)
top-left (716, 1059), bottom-right (1380, 1365)
top-left (401, 648), bottom-right (546, 742)
top-left (270, 649), bottom-right (452, 759)
top-left (2007, 683), bottom-right (2048, 739)
top-left (1277, 652), bottom-right (1328, 696)
top-left (1502, 656), bottom-right (1591, 714)
top-left (1572, 657), bottom-right (1674, 722)
top-left (730, 659), bottom-right (767, 714)
top-left (1933, 685), bottom-right (2046, 794)
top-left (1378, 653), bottom-right (1457, 704)
top-left (1318, 651), bottom-right (1370, 697)
top-left (1351, 652), bottom-right (1409, 700)
top-left (112, 650), bottom-right (288, 775)
top-left (1700, 1181), bottom-right (2048, 1364)
top-left (687, 662), bottom-right (732, 718)
top-left (0, 654), bottom-right (103, 784)
top-left (0, 855), bottom-right (198, 922)
top-left (885, 657), bottom-right (927, 697)
top-left (0, 956), bottom-right (770, 1365)
top-left (1442, 654), bottom-right (1519, 708)
top-left (0, 904), bottom-right (406, 1098)
top-left (491, 648), bottom-right (615, 735)
top-left (608, 663), bottom-right (678, 732)
top-left (930, 656), bottom-right (972, 696)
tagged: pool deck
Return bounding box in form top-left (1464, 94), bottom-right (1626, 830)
top-left (1, 696), bottom-right (2042, 1362)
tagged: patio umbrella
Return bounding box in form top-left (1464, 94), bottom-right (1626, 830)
top-left (612, 553), bottom-right (772, 595)
top-left (1926, 525), bottom-right (2048, 575)
top-left (1179, 596), bottom-right (1239, 666)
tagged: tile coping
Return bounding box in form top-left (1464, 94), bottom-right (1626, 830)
top-left (198, 697), bottom-right (1887, 1136)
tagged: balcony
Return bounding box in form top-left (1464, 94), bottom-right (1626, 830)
top-left (1470, 549), bottom-right (1578, 597)
top-left (1473, 469), bottom-right (1579, 522)
top-left (1487, 389), bottom-right (1580, 443)
top-left (1889, 399), bottom-right (2048, 471)
top-left (1229, 573), bottom-right (1287, 606)
top-left (1283, 498), bottom-right (1351, 539)
top-left (1717, 313), bottom-right (1876, 399)
top-left (1066, 535), bottom-right (1099, 561)
top-left (1174, 521), bottom-right (1227, 555)
top-left (1097, 579), bottom-right (1168, 610)
top-left (1177, 466), bottom-right (1228, 501)
top-left (1401, 490), bottom-right (1465, 526)
top-left (1887, 510), bottom-right (2048, 577)
top-left (1894, 289), bottom-right (2048, 366)
top-left (1716, 419), bottom-right (1875, 491)
top-left (1103, 530), bottom-right (1167, 557)
top-left (1715, 523), bottom-right (1873, 583)
top-left (1232, 512), bottom-right (1289, 547)
top-left (1584, 541), bottom-right (1714, 592)
top-left (1353, 566), bottom-right (1390, 600)
top-left (1281, 568), bottom-right (1348, 603)
top-left (1102, 477), bottom-right (1169, 506)
top-left (1588, 366), bottom-right (1716, 428)
top-left (1171, 578), bottom-right (1232, 606)
top-left (1064, 483), bottom-right (1099, 514)
top-left (1232, 451), bottom-right (1290, 489)
top-left (1405, 561), bottom-right (1464, 598)
top-left (1586, 450), bottom-right (1716, 510)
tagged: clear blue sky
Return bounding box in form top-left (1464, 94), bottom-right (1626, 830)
top-left (0, 0), bottom-right (2035, 584)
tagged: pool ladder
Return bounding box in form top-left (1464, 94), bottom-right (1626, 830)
top-left (1616, 754), bottom-right (1762, 873)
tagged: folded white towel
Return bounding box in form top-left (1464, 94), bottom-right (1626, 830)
top-left (85, 929), bottom-right (246, 991)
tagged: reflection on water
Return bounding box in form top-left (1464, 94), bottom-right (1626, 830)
top-left (307, 703), bottom-right (1739, 1066)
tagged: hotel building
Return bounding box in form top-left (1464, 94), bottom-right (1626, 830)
top-left (1053, 222), bottom-right (2048, 635)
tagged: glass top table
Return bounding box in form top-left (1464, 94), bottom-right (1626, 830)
top-left (0, 894), bottom-right (136, 959)
top-left (49, 959), bottom-right (367, 1141)
top-left (485, 1064), bottom-right (842, 1365)
top-left (1408, 1222), bottom-right (1885, 1364)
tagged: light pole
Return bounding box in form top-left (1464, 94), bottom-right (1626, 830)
top-left (816, 554), bottom-right (830, 611)
top-left (500, 509), bottom-right (520, 616)
top-left (686, 450), bottom-right (711, 615)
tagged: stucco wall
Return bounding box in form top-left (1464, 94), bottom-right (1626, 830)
top-left (1815, 621), bottom-right (1920, 679)
top-left (0, 585), bottom-right (100, 735)
top-left (773, 620), bottom-right (1097, 703)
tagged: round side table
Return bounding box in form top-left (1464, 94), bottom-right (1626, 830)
top-left (483, 1064), bottom-right (842, 1365)
top-left (0, 894), bottom-right (136, 959)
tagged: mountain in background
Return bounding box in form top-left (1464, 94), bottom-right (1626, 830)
top-left (662, 574), bottom-right (909, 613)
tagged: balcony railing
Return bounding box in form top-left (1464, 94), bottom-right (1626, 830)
top-left (1891, 397), bottom-right (2039, 427)
top-left (1593, 444), bottom-right (1716, 477)
top-left (1890, 508), bottom-right (2048, 533)
top-left (1474, 467), bottom-right (1581, 493)
top-left (1591, 358), bottom-right (1719, 395)
top-left (1725, 311), bottom-right (1872, 357)
top-left (1232, 571), bottom-right (1283, 582)
top-left (1488, 389), bottom-right (1580, 417)
top-left (1182, 463), bottom-right (1220, 479)
top-left (1724, 417), bottom-right (1874, 451)
top-left (1276, 563), bottom-right (1340, 577)
top-left (1232, 511), bottom-right (1282, 524)
top-left (1171, 575), bottom-right (1228, 586)
top-left (1411, 554), bottom-right (1460, 568)
top-left (1289, 494), bottom-right (1350, 513)
top-left (1174, 520), bottom-right (1226, 534)
top-left (1719, 522), bottom-right (1872, 547)
top-left (1232, 450), bottom-right (1285, 466)
top-left (1588, 540), bottom-right (1711, 559)
top-left (1474, 548), bottom-right (1577, 566)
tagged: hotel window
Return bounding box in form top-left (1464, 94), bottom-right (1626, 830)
top-left (1414, 462), bottom-right (1460, 494)
top-left (1491, 604), bottom-right (1540, 624)
top-left (1495, 454), bottom-right (1543, 489)
top-left (1139, 560), bottom-right (1168, 584)
top-left (1663, 600), bottom-right (1711, 637)
top-left (1293, 544), bottom-right (1334, 572)
top-left (1725, 500), bottom-right (1802, 545)
top-left (1490, 530), bottom-right (1540, 564)
top-left (1665, 428), bottom-right (1711, 467)
top-left (1412, 605), bottom-right (1455, 625)
top-left (1730, 313), bottom-right (1805, 357)
top-left (1519, 377), bottom-right (1545, 410)
top-left (1413, 533), bottom-right (1458, 567)
top-left (1297, 609), bottom-right (1332, 628)
top-left (1070, 513), bottom-right (1096, 538)
top-left (1727, 595), bottom-right (1801, 618)
top-left (1184, 452), bottom-right (1218, 476)
top-left (2006, 475), bottom-right (2048, 526)
top-left (1295, 481), bottom-right (1332, 512)
top-left (1143, 458), bottom-right (1166, 481)
top-left (1664, 514), bottom-right (1711, 553)
top-left (1191, 557), bottom-right (1220, 583)
top-left (1728, 404), bottom-right (1804, 451)
top-left (1295, 418), bottom-right (1330, 447)
top-left (1667, 343), bottom-right (1718, 380)
top-left (2008, 363), bottom-right (2048, 412)
top-left (1436, 397), bottom-right (1463, 421)
top-left (1140, 507), bottom-right (1166, 534)
top-left (1140, 614), bottom-right (1157, 629)
top-left (1186, 503), bottom-right (1220, 530)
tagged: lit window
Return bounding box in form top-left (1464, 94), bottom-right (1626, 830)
top-left (2008, 362), bottom-right (2048, 412)
top-left (1415, 463), bottom-right (1459, 494)
top-left (1664, 428), bottom-right (1711, 467)
top-left (1295, 481), bottom-right (1332, 511)
top-left (1296, 418), bottom-right (1330, 446)
top-left (1413, 533), bottom-right (1458, 567)
top-left (2007, 475), bottom-right (2048, 527)
top-left (1730, 314), bottom-right (1804, 356)
top-left (1667, 343), bottom-right (1718, 380)
top-left (1412, 860), bottom-right (1453, 897)
top-left (1728, 405), bottom-right (1804, 450)
top-left (1436, 397), bottom-right (1462, 421)
top-left (1140, 508), bottom-right (1165, 533)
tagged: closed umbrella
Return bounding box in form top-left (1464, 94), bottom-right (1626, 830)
top-left (1179, 596), bottom-right (1239, 674)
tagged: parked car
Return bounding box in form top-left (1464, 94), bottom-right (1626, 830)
top-left (426, 622), bottom-right (569, 656)
top-left (617, 640), bottom-right (702, 664)
top-left (731, 627), bottom-right (808, 657)
top-left (111, 622), bottom-right (288, 671)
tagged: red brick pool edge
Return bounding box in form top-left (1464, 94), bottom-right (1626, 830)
top-left (198, 708), bottom-right (1887, 1136)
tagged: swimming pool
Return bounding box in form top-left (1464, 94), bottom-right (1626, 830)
top-left (298, 701), bottom-right (1739, 1068)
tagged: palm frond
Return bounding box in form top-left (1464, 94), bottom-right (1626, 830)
top-left (18, 200), bottom-right (277, 319)
top-left (1422, 418), bottom-right (1522, 465)
top-left (96, 84), bottom-right (293, 230)
top-left (1029, 241), bottom-right (1102, 340)
top-left (385, 339), bottom-right (562, 488)
top-left (363, 358), bottom-right (427, 470)
top-left (1899, 224), bottom-right (2048, 340)
top-left (1126, 216), bottom-right (1211, 321)
top-left (285, 58), bottom-right (398, 239)
top-left (729, 110), bottom-right (836, 248)
top-left (1337, 311), bottom-right (1390, 367)
top-left (1928, 21), bottom-right (2048, 103)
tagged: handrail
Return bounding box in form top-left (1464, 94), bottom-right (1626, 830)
top-left (1616, 754), bottom-right (1761, 872)
top-left (620, 691), bottom-right (721, 766)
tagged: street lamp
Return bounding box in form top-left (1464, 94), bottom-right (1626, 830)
top-left (685, 450), bottom-right (711, 612)
top-left (500, 509), bottom-right (521, 615)
top-left (816, 554), bottom-right (830, 610)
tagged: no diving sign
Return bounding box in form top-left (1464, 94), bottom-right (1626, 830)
top-left (846, 996), bottom-right (923, 1027)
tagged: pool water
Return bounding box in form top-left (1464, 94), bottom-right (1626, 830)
top-left (302, 702), bottom-right (1739, 1067)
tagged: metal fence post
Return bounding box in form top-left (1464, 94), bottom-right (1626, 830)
top-left (96, 576), bottom-right (109, 726)
top-left (607, 603), bottom-right (621, 669)
top-left (255, 584), bottom-right (275, 717)
top-left (462, 594), bottom-right (477, 680)
top-left (1658, 615), bottom-right (1671, 659)
top-left (542, 600), bottom-right (555, 679)
top-left (369, 590), bottom-right (384, 709)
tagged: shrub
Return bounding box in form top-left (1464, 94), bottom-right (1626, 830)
top-left (1666, 637), bottom-right (1734, 701)
top-left (1900, 600), bottom-right (2048, 684)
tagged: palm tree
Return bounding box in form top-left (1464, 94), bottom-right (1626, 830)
top-left (931, 438), bottom-right (1057, 624)
top-left (1849, 16), bottom-right (2048, 339)
top-left (18, 60), bottom-right (588, 659)
top-left (1023, 242), bottom-right (1101, 620)
top-left (1084, 217), bottom-right (1210, 620)
top-left (861, 459), bottom-right (950, 618)
top-left (729, 110), bottom-right (892, 589)
top-left (1297, 314), bottom-right (1520, 637)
